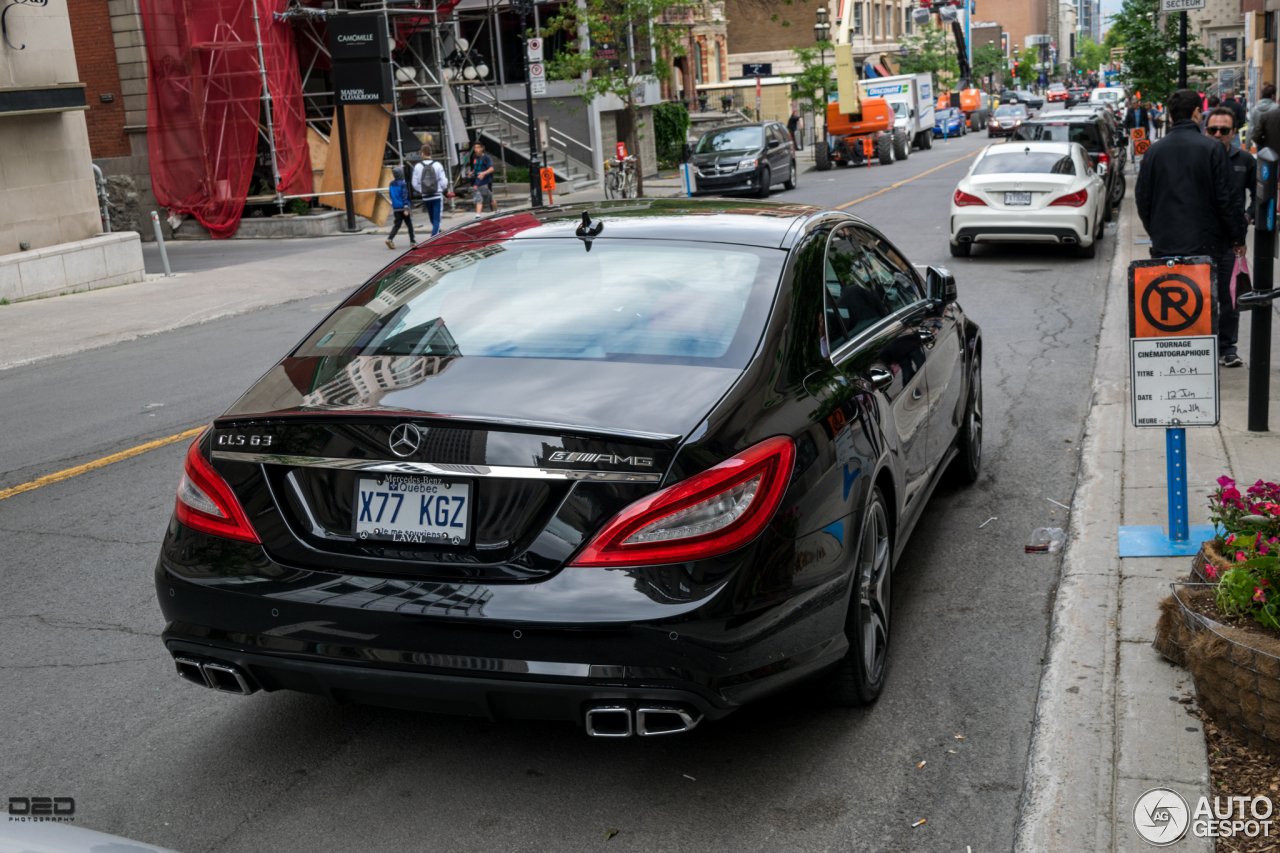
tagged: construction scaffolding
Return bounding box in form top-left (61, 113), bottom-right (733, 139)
top-left (140, 0), bottom-right (601, 235)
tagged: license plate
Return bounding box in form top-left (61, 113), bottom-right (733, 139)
top-left (353, 474), bottom-right (471, 545)
top-left (1005, 192), bottom-right (1032, 205)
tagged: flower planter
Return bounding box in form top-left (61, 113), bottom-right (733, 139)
top-left (1156, 583), bottom-right (1280, 759)
top-left (1190, 539), bottom-right (1234, 584)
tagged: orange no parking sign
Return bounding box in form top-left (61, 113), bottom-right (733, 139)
top-left (1128, 258), bottom-right (1217, 339)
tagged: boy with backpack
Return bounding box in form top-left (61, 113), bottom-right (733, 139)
top-left (385, 166), bottom-right (416, 249)
top-left (412, 143), bottom-right (448, 237)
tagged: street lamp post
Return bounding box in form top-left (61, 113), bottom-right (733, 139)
top-left (814, 4), bottom-right (830, 148)
top-left (512, 0), bottom-right (544, 208)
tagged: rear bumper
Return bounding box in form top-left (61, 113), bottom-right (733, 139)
top-left (951, 211), bottom-right (1091, 245)
top-left (154, 522), bottom-right (853, 723)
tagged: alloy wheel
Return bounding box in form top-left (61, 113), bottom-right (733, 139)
top-left (858, 499), bottom-right (891, 683)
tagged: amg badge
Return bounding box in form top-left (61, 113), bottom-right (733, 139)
top-left (549, 451), bottom-right (653, 467)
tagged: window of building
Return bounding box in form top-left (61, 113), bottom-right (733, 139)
top-left (1220, 36), bottom-right (1238, 63)
top-left (874, 4), bottom-right (881, 38)
top-left (904, 6), bottom-right (911, 34)
top-left (694, 41), bottom-right (703, 84)
top-left (853, 3), bottom-right (863, 34)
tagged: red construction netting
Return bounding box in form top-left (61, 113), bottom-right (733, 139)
top-left (140, 0), bottom-right (311, 238)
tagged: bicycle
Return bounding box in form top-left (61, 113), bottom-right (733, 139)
top-left (603, 156), bottom-right (638, 199)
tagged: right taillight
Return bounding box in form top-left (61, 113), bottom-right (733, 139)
top-left (1050, 188), bottom-right (1088, 207)
top-left (175, 432), bottom-right (261, 543)
top-left (571, 436), bottom-right (795, 567)
top-left (954, 189), bottom-right (986, 207)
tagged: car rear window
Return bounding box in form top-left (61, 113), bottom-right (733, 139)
top-left (295, 239), bottom-right (784, 367)
top-left (995, 105), bottom-right (1027, 117)
top-left (973, 149), bottom-right (1076, 175)
top-left (1012, 121), bottom-right (1103, 149)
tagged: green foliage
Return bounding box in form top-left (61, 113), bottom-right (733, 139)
top-left (288, 198), bottom-right (310, 216)
top-left (1075, 35), bottom-right (1109, 72)
top-left (1013, 47), bottom-right (1038, 85)
top-left (789, 41), bottom-right (833, 112)
top-left (971, 42), bottom-right (1005, 88)
top-left (0, 297), bottom-right (9, 306)
top-left (652, 100), bottom-right (690, 162)
top-left (1109, 0), bottom-right (1212, 101)
top-left (898, 23), bottom-right (959, 91)
top-left (499, 165), bottom-right (531, 184)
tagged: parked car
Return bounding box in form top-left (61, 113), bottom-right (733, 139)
top-left (934, 107), bottom-right (966, 137)
top-left (1047, 83), bottom-right (1069, 104)
top-left (1066, 86), bottom-right (1088, 107)
top-left (1089, 86), bottom-right (1127, 120)
top-left (950, 141), bottom-right (1107, 258)
top-left (1057, 105), bottom-right (1128, 171)
top-left (688, 122), bottom-right (797, 199)
top-left (987, 104), bottom-right (1029, 137)
top-left (154, 199), bottom-right (983, 736)
top-left (1012, 114), bottom-right (1127, 217)
top-left (1015, 89), bottom-right (1045, 110)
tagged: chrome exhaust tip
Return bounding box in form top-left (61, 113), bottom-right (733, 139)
top-left (636, 706), bottom-right (703, 736)
top-left (201, 662), bottom-right (257, 695)
top-left (1062, 236), bottom-right (1078, 244)
top-left (174, 656), bottom-right (209, 687)
top-left (584, 705), bottom-right (633, 737)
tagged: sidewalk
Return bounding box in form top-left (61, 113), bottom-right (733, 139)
top-left (1016, 169), bottom-right (1280, 850)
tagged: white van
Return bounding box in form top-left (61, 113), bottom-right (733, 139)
top-left (1089, 86), bottom-right (1127, 118)
top-left (858, 73), bottom-right (935, 158)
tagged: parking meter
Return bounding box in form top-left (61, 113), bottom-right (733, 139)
top-left (1245, 147), bottom-right (1280, 431)
top-left (1258, 147), bottom-right (1278, 235)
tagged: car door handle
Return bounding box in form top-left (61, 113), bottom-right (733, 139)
top-left (917, 328), bottom-right (936, 345)
top-left (868, 367), bottom-right (893, 390)
top-left (912, 387), bottom-right (924, 401)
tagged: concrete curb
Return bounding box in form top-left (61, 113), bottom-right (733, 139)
top-left (1013, 196), bottom-right (1129, 853)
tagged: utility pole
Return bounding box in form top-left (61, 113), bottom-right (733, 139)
top-left (513, 0), bottom-right (544, 208)
top-left (1178, 11), bottom-right (1187, 88)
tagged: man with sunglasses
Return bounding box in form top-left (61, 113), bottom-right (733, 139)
top-left (1205, 106), bottom-right (1254, 366)
top-left (1137, 88), bottom-right (1246, 363)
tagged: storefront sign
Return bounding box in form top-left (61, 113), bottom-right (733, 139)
top-left (327, 15), bottom-right (390, 61)
top-left (331, 60), bottom-right (393, 104)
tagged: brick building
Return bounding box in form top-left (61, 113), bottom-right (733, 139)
top-left (979, 0), bottom-right (1048, 69)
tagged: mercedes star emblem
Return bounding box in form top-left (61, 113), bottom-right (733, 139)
top-left (388, 423), bottom-right (422, 457)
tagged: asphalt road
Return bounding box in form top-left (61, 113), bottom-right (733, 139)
top-left (1, 128), bottom-right (1115, 852)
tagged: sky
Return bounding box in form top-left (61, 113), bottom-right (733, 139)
top-left (1100, 0), bottom-right (1120, 36)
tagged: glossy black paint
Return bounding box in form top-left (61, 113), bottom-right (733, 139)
top-left (156, 199), bottom-right (980, 724)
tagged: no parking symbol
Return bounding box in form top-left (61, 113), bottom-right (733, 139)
top-left (1128, 258), bottom-right (1216, 339)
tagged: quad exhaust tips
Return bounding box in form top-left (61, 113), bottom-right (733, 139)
top-left (174, 656), bottom-right (257, 695)
top-left (584, 704), bottom-right (702, 737)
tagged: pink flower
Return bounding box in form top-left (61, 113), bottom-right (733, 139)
top-left (1255, 587), bottom-right (1267, 603)
top-left (1227, 534), bottom-right (1238, 545)
top-left (1269, 538), bottom-right (1278, 544)
top-left (1220, 475), bottom-right (1237, 488)
top-left (1238, 551), bottom-right (1248, 562)
top-left (1205, 564), bottom-right (1219, 580)
top-left (1224, 487), bottom-right (1243, 502)
top-left (1261, 541), bottom-right (1271, 556)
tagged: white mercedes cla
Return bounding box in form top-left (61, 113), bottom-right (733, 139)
top-left (949, 141), bottom-right (1107, 259)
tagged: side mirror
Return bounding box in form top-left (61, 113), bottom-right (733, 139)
top-left (926, 266), bottom-right (957, 307)
top-left (768, 138), bottom-right (781, 149)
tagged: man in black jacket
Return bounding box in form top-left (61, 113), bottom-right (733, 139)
top-left (1136, 89), bottom-right (1247, 365)
top-left (1206, 106), bottom-right (1255, 366)
top-left (1221, 89), bottom-right (1248, 136)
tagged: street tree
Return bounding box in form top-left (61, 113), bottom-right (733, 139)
top-left (542, 0), bottom-right (686, 197)
top-left (1108, 0), bottom-right (1211, 101)
top-left (971, 42), bottom-right (1005, 91)
top-left (788, 41), bottom-right (833, 138)
top-left (1075, 35), bottom-right (1109, 73)
top-left (898, 23), bottom-right (960, 92)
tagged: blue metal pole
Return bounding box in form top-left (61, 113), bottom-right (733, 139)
top-left (1166, 427), bottom-right (1189, 542)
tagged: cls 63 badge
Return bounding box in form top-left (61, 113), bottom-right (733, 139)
top-left (216, 433), bottom-right (275, 448)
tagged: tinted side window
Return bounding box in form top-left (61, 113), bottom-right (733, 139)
top-left (823, 225), bottom-right (919, 347)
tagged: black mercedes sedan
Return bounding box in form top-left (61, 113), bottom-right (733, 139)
top-left (156, 199), bottom-right (981, 737)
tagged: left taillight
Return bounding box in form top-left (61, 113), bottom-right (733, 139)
top-left (174, 433), bottom-right (261, 543)
top-left (1050, 188), bottom-right (1089, 207)
top-left (571, 436), bottom-right (795, 567)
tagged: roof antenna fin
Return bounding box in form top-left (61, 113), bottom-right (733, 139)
top-left (576, 210), bottom-right (604, 251)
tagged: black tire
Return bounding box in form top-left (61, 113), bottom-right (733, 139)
top-left (950, 358), bottom-right (982, 484)
top-left (950, 241), bottom-right (971, 257)
top-left (783, 159), bottom-right (797, 190)
top-left (1075, 236), bottom-right (1097, 258)
top-left (922, 131), bottom-right (932, 150)
top-left (835, 159), bottom-right (850, 167)
top-left (876, 133), bottom-right (894, 165)
top-left (1111, 171), bottom-right (1127, 205)
top-left (756, 166), bottom-right (771, 198)
top-left (815, 140), bottom-right (832, 171)
top-left (826, 486), bottom-right (892, 706)
top-left (893, 130), bottom-right (910, 161)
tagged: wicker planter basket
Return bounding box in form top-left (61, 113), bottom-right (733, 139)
top-left (1155, 583), bottom-right (1280, 759)
top-left (1190, 539), bottom-right (1233, 583)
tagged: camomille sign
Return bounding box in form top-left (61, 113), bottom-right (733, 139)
top-left (327, 15), bottom-right (392, 104)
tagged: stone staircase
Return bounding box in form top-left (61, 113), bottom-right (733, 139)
top-left (468, 91), bottom-right (599, 191)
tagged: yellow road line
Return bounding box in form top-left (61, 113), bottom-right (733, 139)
top-left (837, 149), bottom-right (983, 210)
top-left (0, 426), bottom-right (205, 502)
